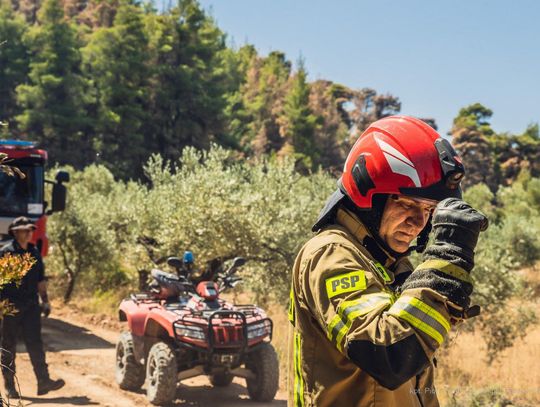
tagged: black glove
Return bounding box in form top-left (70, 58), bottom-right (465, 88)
top-left (400, 198), bottom-right (488, 312)
top-left (425, 198), bottom-right (489, 271)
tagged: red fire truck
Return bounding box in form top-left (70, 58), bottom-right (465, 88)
top-left (0, 140), bottom-right (69, 256)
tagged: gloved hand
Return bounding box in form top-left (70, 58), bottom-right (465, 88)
top-left (424, 198), bottom-right (489, 271)
top-left (41, 302), bottom-right (51, 318)
top-left (400, 198), bottom-right (488, 314)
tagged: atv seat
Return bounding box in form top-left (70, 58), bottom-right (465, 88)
top-left (150, 269), bottom-right (187, 300)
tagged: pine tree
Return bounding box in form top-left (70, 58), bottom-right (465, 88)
top-left (308, 80), bottom-right (350, 170)
top-left (243, 51), bottom-right (291, 155)
top-left (144, 0), bottom-right (228, 164)
top-left (349, 87), bottom-right (401, 142)
top-left (279, 62), bottom-right (320, 170)
top-left (222, 44), bottom-right (257, 150)
top-left (16, 0), bottom-right (90, 165)
top-left (82, 2), bottom-right (150, 178)
top-left (0, 0), bottom-right (29, 132)
top-left (17, 0), bottom-right (41, 23)
top-left (450, 103), bottom-right (497, 190)
top-left (77, 0), bottom-right (119, 29)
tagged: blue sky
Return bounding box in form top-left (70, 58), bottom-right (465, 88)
top-left (191, 0), bottom-right (539, 136)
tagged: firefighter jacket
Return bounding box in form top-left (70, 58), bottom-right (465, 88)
top-left (287, 207), bottom-right (457, 407)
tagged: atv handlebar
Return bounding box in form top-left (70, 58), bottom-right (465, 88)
top-left (161, 254), bottom-right (246, 292)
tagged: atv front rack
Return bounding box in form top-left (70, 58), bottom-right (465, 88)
top-left (208, 311), bottom-right (248, 351)
top-left (174, 310), bottom-right (273, 355)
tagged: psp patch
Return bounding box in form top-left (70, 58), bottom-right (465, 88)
top-left (325, 270), bottom-right (367, 299)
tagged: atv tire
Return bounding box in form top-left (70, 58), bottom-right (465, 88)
top-left (115, 332), bottom-right (145, 391)
top-left (209, 372), bottom-right (234, 387)
top-left (245, 342), bottom-right (279, 402)
top-left (146, 342), bottom-right (177, 406)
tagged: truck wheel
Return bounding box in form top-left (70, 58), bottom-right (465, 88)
top-left (209, 372), bottom-right (234, 387)
top-left (115, 332), bottom-right (145, 391)
top-left (146, 342), bottom-right (177, 406)
top-left (245, 343), bottom-right (279, 402)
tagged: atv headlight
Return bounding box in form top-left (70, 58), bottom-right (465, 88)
top-left (247, 319), bottom-right (272, 340)
top-left (174, 323), bottom-right (206, 341)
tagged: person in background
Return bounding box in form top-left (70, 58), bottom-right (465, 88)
top-left (0, 216), bottom-right (65, 397)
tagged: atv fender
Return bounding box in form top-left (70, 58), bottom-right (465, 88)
top-left (143, 308), bottom-right (177, 340)
top-left (118, 300), bottom-right (147, 337)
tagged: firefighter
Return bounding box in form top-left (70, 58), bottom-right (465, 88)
top-left (288, 116), bottom-right (488, 407)
top-left (0, 217), bottom-right (65, 397)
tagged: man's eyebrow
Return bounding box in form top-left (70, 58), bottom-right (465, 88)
top-left (400, 197), bottom-right (437, 209)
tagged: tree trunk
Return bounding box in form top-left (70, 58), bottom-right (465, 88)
top-left (64, 268), bottom-right (75, 303)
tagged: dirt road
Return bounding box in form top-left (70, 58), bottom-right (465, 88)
top-left (6, 308), bottom-right (287, 406)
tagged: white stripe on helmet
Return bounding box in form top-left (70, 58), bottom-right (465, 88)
top-left (375, 136), bottom-right (422, 187)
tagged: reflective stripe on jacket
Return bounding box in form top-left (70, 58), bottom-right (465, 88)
top-left (288, 208), bottom-right (452, 407)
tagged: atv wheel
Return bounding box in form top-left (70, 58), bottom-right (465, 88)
top-left (146, 342), bottom-right (177, 406)
top-left (209, 372), bottom-right (234, 387)
top-left (245, 343), bottom-right (279, 402)
top-left (115, 332), bottom-right (145, 391)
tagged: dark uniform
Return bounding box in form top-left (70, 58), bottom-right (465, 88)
top-left (0, 240), bottom-right (49, 387)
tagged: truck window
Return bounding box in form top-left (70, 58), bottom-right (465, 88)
top-left (0, 164), bottom-right (44, 216)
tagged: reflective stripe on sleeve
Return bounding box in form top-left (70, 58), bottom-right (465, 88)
top-left (338, 293), bottom-right (393, 325)
top-left (415, 259), bottom-right (472, 284)
top-left (386, 295), bottom-right (451, 345)
top-left (293, 332), bottom-right (305, 407)
top-left (327, 315), bottom-right (348, 351)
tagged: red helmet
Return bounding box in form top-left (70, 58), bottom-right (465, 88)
top-left (342, 115), bottom-right (464, 208)
top-left (313, 115), bottom-right (465, 231)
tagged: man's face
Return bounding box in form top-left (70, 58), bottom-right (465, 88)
top-left (13, 228), bottom-right (34, 246)
top-left (378, 195), bottom-right (437, 253)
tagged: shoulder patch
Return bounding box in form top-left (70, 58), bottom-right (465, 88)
top-left (325, 270), bottom-right (367, 299)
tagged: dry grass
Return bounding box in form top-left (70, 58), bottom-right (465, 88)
top-left (437, 265), bottom-right (540, 407)
top-left (435, 321), bottom-right (540, 406)
top-left (265, 302), bottom-right (290, 391)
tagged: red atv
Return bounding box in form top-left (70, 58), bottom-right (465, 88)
top-left (115, 257), bottom-right (279, 406)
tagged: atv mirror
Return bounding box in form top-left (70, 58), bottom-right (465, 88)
top-left (51, 182), bottom-right (67, 213)
top-left (55, 170), bottom-right (70, 184)
top-left (167, 257), bottom-right (183, 270)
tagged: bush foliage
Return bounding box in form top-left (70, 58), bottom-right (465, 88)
top-left (463, 173), bottom-right (540, 361)
top-left (47, 146), bottom-right (334, 304)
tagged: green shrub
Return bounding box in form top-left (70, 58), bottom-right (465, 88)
top-left (47, 146), bottom-right (334, 304)
top-left (459, 173), bottom-right (540, 360)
